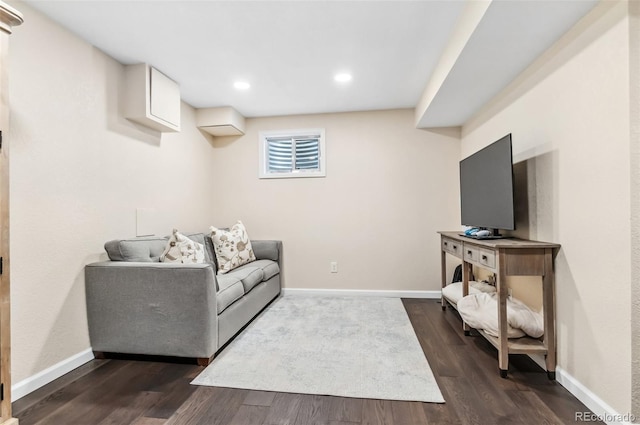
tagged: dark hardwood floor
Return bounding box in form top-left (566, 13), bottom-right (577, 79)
top-left (13, 299), bottom-right (601, 425)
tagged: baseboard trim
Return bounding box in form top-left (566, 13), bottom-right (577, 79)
top-left (554, 366), bottom-right (634, 425)
top-left (526, 354), bottom-right (633, 425)
top-left (281, 288), bottom-right (441, 299)
top-left (12, 348), bottom-right (94, 401)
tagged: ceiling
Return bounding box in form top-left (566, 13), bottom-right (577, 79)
top-left (23, 0), bottom-right (598, 125)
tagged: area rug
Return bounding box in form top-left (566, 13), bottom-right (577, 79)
top-left (191, 295), bottom-right (445, 403)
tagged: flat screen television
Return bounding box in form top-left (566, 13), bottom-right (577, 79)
top-left (459, 134), bottom-right (515, 238)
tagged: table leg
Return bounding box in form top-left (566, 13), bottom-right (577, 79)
top-left (441, 249), bottom-right (447, 311)
top-left (462, 261), bottom-right (471, 335)
top-left (543, 248), bottom-right (556, 380)
top-left (497, 251), bottom-right (509, 377)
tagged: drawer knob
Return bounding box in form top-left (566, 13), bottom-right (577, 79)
top-left (444, 242), bottom-right (448, 246)
top-left (453, 245), bottom-right (457, 249)
top-left (467, 250), bottom-right (472, 255)
top-left (482, 255), bottom-right (487, 260)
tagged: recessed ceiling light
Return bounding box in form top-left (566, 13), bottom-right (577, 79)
top-left (334, 73), bottom-right (352, 83)
top-left (234, 81), bottom-right (250, 90)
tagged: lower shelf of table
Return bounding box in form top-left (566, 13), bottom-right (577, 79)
top-left (443, 297), bottom-right (548, 356)
top-left (475, 329), bottom-right (548, 355)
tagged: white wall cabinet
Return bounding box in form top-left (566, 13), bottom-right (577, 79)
top-left (196, 106), bottom-right (245, 136)
top-left (124, 64), bottom-right (181, 132)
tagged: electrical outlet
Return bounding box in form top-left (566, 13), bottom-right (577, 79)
top-left (330, 261), bottom-right (338, 273)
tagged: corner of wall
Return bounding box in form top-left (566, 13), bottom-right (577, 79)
top-left (462, 0), bottom-right (624, 138)
top-left (628, 0), bottom-right (640, 419)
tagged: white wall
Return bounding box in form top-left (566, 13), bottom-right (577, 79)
top-left (629, 0), bottom-right (640, 418)
top-left (208, 110), bottom-right (460, 292)
top-left (461, 1), bottom-right (631, 414)
top-left (8, 0), bottom-right (217, 384)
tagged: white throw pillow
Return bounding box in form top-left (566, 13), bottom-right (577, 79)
top-left (209, 220), bottom-right (256, 274)
top-left (160, 229), bottom-right (205, 264)
top-left (441, 281), bottom-right (496, 305)
top-left (457, 292), bottom-right (544, 339)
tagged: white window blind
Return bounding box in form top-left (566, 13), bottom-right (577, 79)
top-left (259, 129), bottom-right (325, 179)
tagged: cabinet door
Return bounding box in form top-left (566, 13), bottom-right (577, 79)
top-left (149, 67), bottom-right (180, 128)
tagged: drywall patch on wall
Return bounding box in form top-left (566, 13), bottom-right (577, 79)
top-left (629, 0), bottom-right (640, 419)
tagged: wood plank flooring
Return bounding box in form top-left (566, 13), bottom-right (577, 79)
top-left (13, 299), bottom-right (601, 425)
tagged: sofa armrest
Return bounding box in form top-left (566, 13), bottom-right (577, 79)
top-left (251, 240), bottom-right (282, 262)
top-left (85, 261), bottom-right (218, 358)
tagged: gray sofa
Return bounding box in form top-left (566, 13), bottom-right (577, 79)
top-left (85, 233), bottom-right (281, 365)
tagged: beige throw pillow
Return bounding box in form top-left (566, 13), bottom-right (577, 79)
top-left (160, 229), bottom-right (205, 264)
top-left (209, 221), bottom-right (256, 274)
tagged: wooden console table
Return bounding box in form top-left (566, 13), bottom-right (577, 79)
top-left (438, 231), bottom-right (560, 379)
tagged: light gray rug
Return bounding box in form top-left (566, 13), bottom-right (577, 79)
top-left (191, 295), bottom-right (445, 403)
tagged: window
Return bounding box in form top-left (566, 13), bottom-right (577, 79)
top-left (259, 129), bottom-right (326, 179)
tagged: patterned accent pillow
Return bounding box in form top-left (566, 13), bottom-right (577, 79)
top-left (209, 221), bottom-right (256, 274)
top-left (160, 229), bottom-right (206, 264)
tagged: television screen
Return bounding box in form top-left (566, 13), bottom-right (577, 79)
top-left (460, 134), bottom-right (515, 232)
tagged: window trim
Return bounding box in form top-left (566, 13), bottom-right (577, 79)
top-left (259, 128), bottom-right (326, 179)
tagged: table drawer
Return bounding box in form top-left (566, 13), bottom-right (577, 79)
top-left (442, 237), bottom-right (462, 258)
top-left (479, 248), bottom-right (496, 269)
top-left (464, 245), bottom-right (480, 263)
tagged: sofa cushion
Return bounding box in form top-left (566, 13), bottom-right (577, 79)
top-left (228, 265), bottom-right (265, 293)
top-left (252, 241), bottom-right (280, 261)
top-left (203, 235), bottom-right (218, 270)
top-left (182, 232), bottom-right (220, 265)
top-left (160, 230), bottom-right (205, 264)
top-left (216, 275), bottom-right (245, 313)
top-left (249, 259), bottom-right (280, 281)
top-left (104, 237), bottom-right (168, 262)
top-left (209, 221), bottom-right (256, 274)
